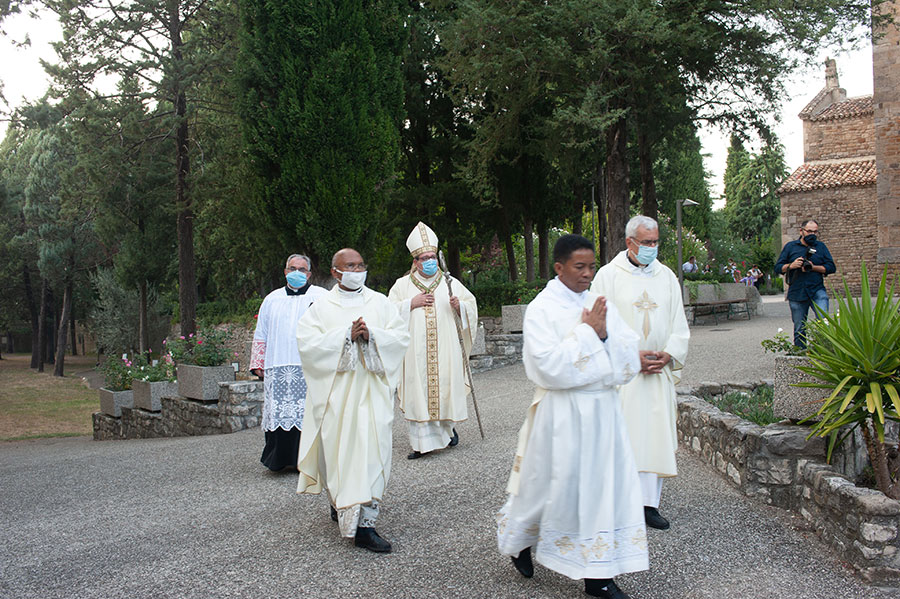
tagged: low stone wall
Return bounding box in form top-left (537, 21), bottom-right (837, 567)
top-left (470, 333), bottom-right (524, 373)
top-left (93, 380), bottom-right (263, 441)
top-left (677, 386), bottom-right (900, 583)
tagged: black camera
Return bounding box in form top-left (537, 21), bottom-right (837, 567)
top-left (801, 255), bottom-right (814, 272)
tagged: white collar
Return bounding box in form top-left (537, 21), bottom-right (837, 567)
top-left (546, 277), bottom-right (588, 309)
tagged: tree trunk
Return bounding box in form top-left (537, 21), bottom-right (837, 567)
top-left (47, 289), bottom-right (56, 365)
top-left (638, 129), bottom-right (658, 219)
top-left (572, 184), bottom-right (583, 236)
top-left (139, 279), bottom-right (150, 355)
top-left (69, 288), bottom-right (77, 356)
top-left (523, 216), bottom-right (535, 282)
top-left (54, 280), bottom-right (73, 377)
top-left (538, 220), bottom-right (550, 280)
top-left (24, 265), bottom-right (40, 369)
top-left (498, 207), bottom-right (517, 282)
top-left (448, 240), bottom-right (462, 281)
top-left (171, 2), bottom-right (197, 338)
top-left (861, 419), bottom-right (900, 499)
top-left (37, 280), bottom-right (48, 372)
top-left (605, 117), bottom-right (629, 260)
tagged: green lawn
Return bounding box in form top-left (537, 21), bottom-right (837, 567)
top-left (0, 353), bottom-right (99, 441)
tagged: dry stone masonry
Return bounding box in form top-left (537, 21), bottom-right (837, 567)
top-left (677, 382), bottom-right (900, 583)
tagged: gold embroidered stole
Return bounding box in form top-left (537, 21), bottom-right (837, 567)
top-left (410, 271), bottom-right (443, 419)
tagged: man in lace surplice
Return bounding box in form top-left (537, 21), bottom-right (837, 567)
top-left (250, 254), bottom-right (327, 471)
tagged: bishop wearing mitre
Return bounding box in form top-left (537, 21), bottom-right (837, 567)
top-left (388, 222), bottom-right (478, 460)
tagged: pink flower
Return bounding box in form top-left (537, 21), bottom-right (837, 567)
top-left (234, 352), bottom-right (238, 357)
top-left (180, 336), bottom-right (185, 340)
top-left (254, 314), bottom-right (259, 319)
top-left (189, 333), bottom-right (194, 338)
top-left (197, 340), bottom-right (203, 345)
top-left (162, 339), bottom-right (167, 345)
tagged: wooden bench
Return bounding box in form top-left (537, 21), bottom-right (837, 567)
top-left (688, 298), bottom-right (751, 325)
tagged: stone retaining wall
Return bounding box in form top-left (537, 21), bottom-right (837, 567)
top-left (93, 380), bottom-right (263, 441)
top-left (677, 385), bottom-right (900, 583)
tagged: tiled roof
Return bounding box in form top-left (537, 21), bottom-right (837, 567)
top-left (778, 159), bottom-right (876, 194)
top-left (798, 88), bottom-right (831, 120)
top-left (809, 96), bottom-right (874, 121)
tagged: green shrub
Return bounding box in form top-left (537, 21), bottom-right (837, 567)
top-left (705, 386), bottom-right (779, 426)
top-left (471, 279), bottom-right (547, 317)
top-left (99, 354), bottom-right (135, 391)
top-left (165, 327), bottom-right (234, 367)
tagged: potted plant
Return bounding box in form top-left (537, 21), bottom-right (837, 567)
top-left (131, 352), bottom-right (178, 411)
top-left (98, 354), bottom-right (135, 417)
top-left (763, 329), bottom-right (821, 421)
top-left (799, 266), bottom-right (900, 499)
top-left (168, 328), bottom-right (236, 401)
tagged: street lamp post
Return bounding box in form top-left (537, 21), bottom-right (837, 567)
top-left (676, 199), bottom-right (700, 295)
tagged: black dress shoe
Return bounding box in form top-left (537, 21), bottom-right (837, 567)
top-left (644, 506), bottom-right (670, 530)
top-left (447, 428), bottom-right (459, 447)
top-left (510, 547), bottom-right (533, 578)
top-left (407, 450), bottom-right (423, 460)
top-left (354, 527), bottom-right (392, 553)
top-left (584, 578), bottom-right (629, 598)
top-left (330, 506), bottom-right (338, 522)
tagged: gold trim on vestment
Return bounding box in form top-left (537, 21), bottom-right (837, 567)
top-left (410, 272), bottom-right (442, 419)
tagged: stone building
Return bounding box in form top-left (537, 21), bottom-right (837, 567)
top-left (778, 4), bottom-right (900, 292)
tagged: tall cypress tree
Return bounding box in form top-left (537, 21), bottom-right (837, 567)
top-left (237, 0), bottom-right (405, 272)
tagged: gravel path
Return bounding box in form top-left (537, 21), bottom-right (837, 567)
top-left (2, 297), bottom-right (897, 599)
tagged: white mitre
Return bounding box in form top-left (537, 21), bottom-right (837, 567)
top-left (406, 222), bottom-right (439, 258)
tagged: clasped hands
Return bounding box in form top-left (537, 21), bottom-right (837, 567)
top-left (581, 296), bottom-right (671, 373)
top-left (411, 293), bottom-right (461, 315)
top-left (351, 317), bottom-right (370, 342)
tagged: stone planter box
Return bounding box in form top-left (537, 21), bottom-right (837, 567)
top-left (132, 380), bottom-right (178, 412)
top-left (99, 388), bottom-right (134, 418)
top-left (682, 282), bottom-right (763, 315)
top-left (501, 304), bottom-right (527, 333)
top-left (470, 322), bottom-right (486, 356)
top-left (773, 355), bottom-right (826, 420)
top-left (177, 364), bottom-right (235, 401)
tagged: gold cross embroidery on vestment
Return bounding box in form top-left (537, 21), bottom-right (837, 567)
top-left (633, 290), bottom-right (658, 339)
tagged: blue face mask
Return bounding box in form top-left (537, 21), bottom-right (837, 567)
top-left (286, 271), bottom-right (308, 288)
top-left (421, 258), bottom-right (438, 276)
top-left (636, 245), bottom-right (658, 265)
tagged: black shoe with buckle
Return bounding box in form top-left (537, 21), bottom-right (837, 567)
top-left (584, 578), bottom-right (629, 598)
top-left (407, 450), bottom-right (423, 460)
top-left (644, 506), bottom-right (670, 530)
top-left (330, 505), bottom-right (338, 522)
top-left (510, 547), bottom-right (534, 578)
top-left (447, 428), bottom-right (459, 447)
top-left (354, 527), bottom-right (392, 553)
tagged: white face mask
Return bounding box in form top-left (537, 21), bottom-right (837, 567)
top-left (337, 269), bottom-right (367, 290)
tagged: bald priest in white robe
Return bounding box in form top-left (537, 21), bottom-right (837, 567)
top-left (296, 248), bottom-right (410, 553)
top-left (590, 215), bottom-right (690, 532)
top-left (389, 222), bottom-right (478, 460)
top-left (497, 234), bottom-right (647, 599)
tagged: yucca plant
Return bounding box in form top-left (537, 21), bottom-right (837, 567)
top-left (798, 265), bottom-right (900, 499)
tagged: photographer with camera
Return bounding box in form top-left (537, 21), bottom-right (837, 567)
top-left (774, 219), bottom-right (836, 349)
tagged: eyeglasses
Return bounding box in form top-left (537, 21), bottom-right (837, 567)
top-left (341, 262), bottom-right (367, 272)
top-left (802, 228), bottom-right (819, 234)
top-left (631, 237), bottom-right (659, 247)
top-left (286, 266), bottom-right (310, 273)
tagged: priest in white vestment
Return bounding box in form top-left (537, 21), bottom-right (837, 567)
top-left (250, 254), bottom-right (327, 471)
top-left (295, 248), bottom-right (410, 553)
top-left (389, 222), bottom-right (478, 459)
top-left (497, 234), bottom-right (647, 599)
top-left (591, 215), bottom-right (690, 531)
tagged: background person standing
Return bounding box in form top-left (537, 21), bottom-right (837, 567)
top-left (774, 219), bottom-right (836, 348)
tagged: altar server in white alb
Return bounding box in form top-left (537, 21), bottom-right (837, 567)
top-left (250, 254), bottom-right (327, 471)
top-left (591, 215), bottom-right (690, 531)
top-left (497, 234), bottom-right (647, 599)
top-left (295, 248), bottom-right (410, 553)
top-left (389, 222), bottom-right (478, 460)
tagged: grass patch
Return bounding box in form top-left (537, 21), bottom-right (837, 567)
top-left (0, 353), bottom-right (99, 441)
top-left (704, 385), bottom-right (780, 427)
